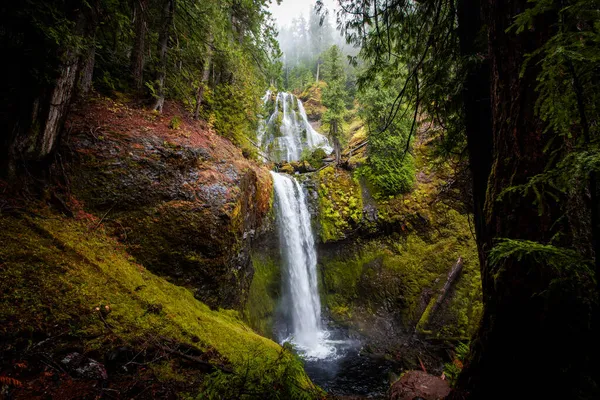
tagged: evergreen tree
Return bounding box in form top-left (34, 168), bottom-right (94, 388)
top-left (321, 45), bottom-right (346, 163)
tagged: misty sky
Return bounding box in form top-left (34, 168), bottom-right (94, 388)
top-left (268, 0), bottom-right (337, 28)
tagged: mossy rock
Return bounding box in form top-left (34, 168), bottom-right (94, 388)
top-left (243, 245), bottom-right (282, 338)
top-left (316, 166), bottom-right (363, 242)
top-left (63, 114), bottom-right (273, 310)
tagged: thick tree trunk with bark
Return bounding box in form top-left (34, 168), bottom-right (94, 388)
top-left (10, 49), bottom-right (81, 164)
top-left (78, 44), bottom-right (96, 95)
top-left (455, 1), bottom-right (597, 398)
top-left (77, 2), bottom-right (100, 96)
top-left (456, 0), bottom-right (493, 276)
top-left (152, 0), bottom-right (175, 112)
top-left (130, 0), bottom-right (147, 91)
top-left (4, 3), bottom-right (99, 176)
top-left (316, 62), bottom-right (320, 83)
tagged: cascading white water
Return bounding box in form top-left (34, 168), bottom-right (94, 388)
top-left (259, 91), bottom-right (332, 162)
top-left (271, 171), bottom-right (335, 359)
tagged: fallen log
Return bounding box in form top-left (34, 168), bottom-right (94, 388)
top-left (416, 256), bottom-right (464, 333)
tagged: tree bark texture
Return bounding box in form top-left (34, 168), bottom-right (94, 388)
top-left (456, 1), bottom-right (598, 398)
top-left (456, 0), bottom-right (493, 280)
top-left (152, 0), bottom-right (175, 112)
top-left (130, 0), bottom-right (147, 91)
top-left (331, 120), bottom-right (341, 164)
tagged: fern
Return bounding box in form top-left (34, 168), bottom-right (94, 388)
top-left (443, 341), bottom-right (470, 387)
top-left (489, 238), bottom-right (590, 272)
top-left (0, 376), bottom-right (23, 387)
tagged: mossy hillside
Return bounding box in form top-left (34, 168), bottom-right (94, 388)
top-left (317, 166), bottom-right (363, 242)
top-left (0, 211), bottom-right (315, 398)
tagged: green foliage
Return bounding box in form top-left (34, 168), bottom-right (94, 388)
top-left (489, 239), bottom-right (590, 272)
top-left (195, 345), bottom-right (321, 400)
top-left (496, 1), bottom-right (600, 220)
top-left (169, 115), bottom-right (182, 130)
top-left (443, 342), bottom-right (470, 387)
top-left (321, 45), bottom-right (347, 143)
top-left (357, 74), bottom-right (416, 196)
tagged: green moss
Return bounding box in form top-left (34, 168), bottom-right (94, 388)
top-left (320, 210), bottom-right (481, 337)
top-left (0, 212), bottom-right (314, 396)
top-left (316, 166), bottom-right (363, 242)
top-left (243, 252), bottom-right (281, 337)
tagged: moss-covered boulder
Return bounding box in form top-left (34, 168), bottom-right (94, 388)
top-left (62, 97), bottom-right (274, 309)
top-left (316, 166), bottom-right (364, 242)
top-left (299, 82), bottom-right (327, 122)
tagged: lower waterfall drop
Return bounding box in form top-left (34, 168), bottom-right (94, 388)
top-left (270, 171), bottom-right (335, 360)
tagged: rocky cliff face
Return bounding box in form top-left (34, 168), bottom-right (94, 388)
top-left (62, 97), bottom-right (273, 309)
top-left (305, 138), bottom-right (482, 363)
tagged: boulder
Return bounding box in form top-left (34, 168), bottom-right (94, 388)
top-left (389, 371), bottom-right (450, 400)
top-left (63, 98), bottom-right (274, 309)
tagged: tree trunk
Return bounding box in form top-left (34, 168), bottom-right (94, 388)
top-left (194, 39), bottom-right (212, 120)
top-left (416, 257), bottom-right (463, 332)
top-left (316, 62), bottom-right (320, 83)
top-left (152, 0), bottom-right (175, 112)
top-left (332, 120), bottom-right (340, 164)
top-left (130, 0), bottom-right (147, 91)
top-left (455, 1), bottom-right (597, 398)
top-left (78, 44), bottom-right (96, 95)
top-left (456, 0), bottom-right (493, 278)
top-left (9, 49), bottom-right (81, 166)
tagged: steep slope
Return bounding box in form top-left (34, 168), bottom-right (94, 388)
top-left (0, 209), bottom-right (315, 399)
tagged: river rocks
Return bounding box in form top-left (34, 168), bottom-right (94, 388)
top-left (63, 98), bottom-right (273, 309)
top-left (388, 371), bottom-right (450, 400)
top-left (276, 160), bottom-right (316, 175)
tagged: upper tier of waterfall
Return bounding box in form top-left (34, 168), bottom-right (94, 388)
top-left (258, 91), bottom-right (332, 162)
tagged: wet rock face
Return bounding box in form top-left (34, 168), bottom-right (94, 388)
top-left (64, 100), bottom-right (273, 309)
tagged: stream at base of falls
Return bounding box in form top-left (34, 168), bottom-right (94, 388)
top-left (301, 328), bottom-right (396, 398)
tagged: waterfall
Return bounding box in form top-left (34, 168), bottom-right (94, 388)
top-left (271, 171), bottom-right (334, 359)
top-left (260, 91), bottom-right (332, 162)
